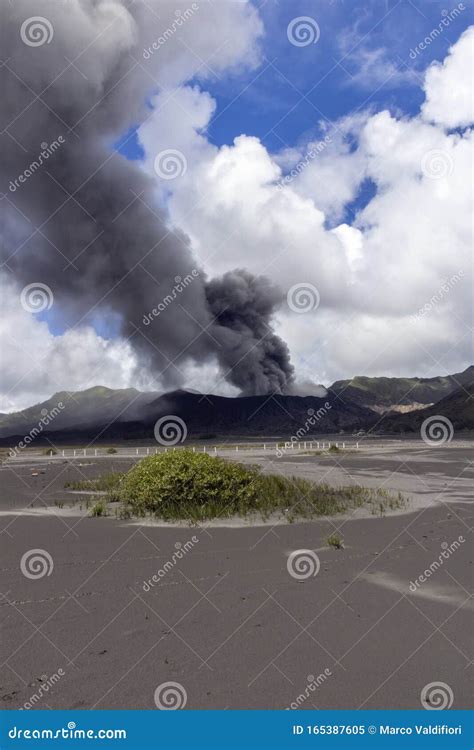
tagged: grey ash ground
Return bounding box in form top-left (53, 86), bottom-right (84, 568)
top-left (0, 441), bottom-right (472, 709)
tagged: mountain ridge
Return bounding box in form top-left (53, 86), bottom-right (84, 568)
top-left (331, 366), bottom-right (473, 412)
top-left (0, 367), bottom-right (472, 443)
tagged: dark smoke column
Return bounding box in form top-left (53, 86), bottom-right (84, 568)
top-left (205, 270), bottom-right (294, 395)
top-left (0, 0), bottom-right (294, 397)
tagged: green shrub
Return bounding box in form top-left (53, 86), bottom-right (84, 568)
top-left (119, 451), bottom-right (260, 520)
top-left (106, 447), bottom-right (118, 454)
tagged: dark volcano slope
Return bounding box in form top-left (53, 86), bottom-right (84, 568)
top-left (0, 389), bottom-right (377, 445)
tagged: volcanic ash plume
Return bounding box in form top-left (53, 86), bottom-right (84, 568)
top-left (206, 271), bottom-right (294, 395)
top-left (0, 0), bottom-right (294, 395)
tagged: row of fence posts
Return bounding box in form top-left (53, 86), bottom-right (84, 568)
top-left (59, 441), bottom-right (359, 458)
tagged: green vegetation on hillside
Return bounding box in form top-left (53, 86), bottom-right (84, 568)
top-left (331, 367), bottom-right (473, 408)
top-left (0, 385), bottom-right (159, 437)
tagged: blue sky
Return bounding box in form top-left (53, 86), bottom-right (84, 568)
top-left (119, 0), bottom-right (472, 159)
top-left (207, 0), bottom-right (471, 147)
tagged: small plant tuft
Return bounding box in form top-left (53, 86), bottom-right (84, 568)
top-left (89, 499), bottom-right (107, 517)
top-left (326, 533), bottom-right (344, 549)
top-left (65, 473), bottom-right (123, 492)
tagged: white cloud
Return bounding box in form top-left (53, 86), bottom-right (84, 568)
top-left (137, 0), bottom-right (264, 87)
top-left (422, 27), bottom-right (474, 129)
top-left (336, 24), bottom-right (419, 90)
top-left (0, 278), bottom-right (145, 412)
